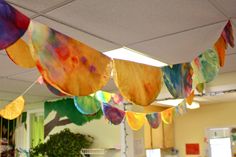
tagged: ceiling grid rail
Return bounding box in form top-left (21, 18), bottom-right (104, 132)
top-left (6, 0), bottom-right (233, 49)
top-left (0, 89), bottom-right (55, 99)
top-left (208, 0), bottom-right (236, 28)
top-left (208, 0), bottom-right (230, 19)
top-left (126, 20), bottom-right (228, 46)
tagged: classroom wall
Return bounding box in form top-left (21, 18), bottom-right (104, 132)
top-left (25, 102), bottom-right (121, 157)
top-left (174, 101), bottom-right (236, 157)
top-left (46, 111), bottom-right (121, 148)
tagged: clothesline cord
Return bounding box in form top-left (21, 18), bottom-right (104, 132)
top-left (20, 77), bottom-right (39, 96)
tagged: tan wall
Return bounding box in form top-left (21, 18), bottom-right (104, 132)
top-left (174, 101), bottom-right (236, 157)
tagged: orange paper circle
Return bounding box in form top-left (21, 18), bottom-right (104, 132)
top-left (29, 22), bottom-right (112, 96)
top-left (113, 59), bottom-right (163, 106)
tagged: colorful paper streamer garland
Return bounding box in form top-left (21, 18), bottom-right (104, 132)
top-left (0, 1), bottom-right (235, 122)
top-left (1, 1), bottom-right (233, 107)
top-left (72, 91), bottom-right (188, 131)
top-left (26, 20), bottom-right (234, 106)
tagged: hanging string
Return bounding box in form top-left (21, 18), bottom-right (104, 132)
top-left (20, 77), bottom-right (40, 96)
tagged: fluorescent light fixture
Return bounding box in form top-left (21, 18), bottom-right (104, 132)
top-left (103, 47), bottom-right (167, 67)
top-left (157, 99), bottom-right (184, 107)
top-left (186, 101), bottom-right (200, 109)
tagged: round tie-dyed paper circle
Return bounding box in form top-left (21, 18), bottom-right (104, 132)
top-left (29, 21), bottom-right (112, 96)
top-left (102, 103), bottom-right (125, 125)
top-left (74, 96), bottom-right (101, 115)
top-left (0, 1), bottom-right (30, 49)
top-left (162, 63), bottom-right (193, 98)
top-left (146, 112), bottom-right (161, 129)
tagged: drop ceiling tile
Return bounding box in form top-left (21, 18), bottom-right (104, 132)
top-left (0, 78), bottom-right (59, 102)
top-left (0, 54), bottom-right (32, 77)
top-left (129, 21), bottom-right (226, 64)
top-left (0, 91), bottom-right (20, 103)
top-left (0, 78), bottom-right (31, 94)
top-left (47, 0), bottom-right (226, 45)
top-left (0, 91), bottom-right (52, 105)
top-left (8, 70), bottom-right (40, 82)
top-left (233, 19), bottom-right (236, 26)
top-left (7, 0), bottom-right (69, 12)
top-left (34, 16), bottom-right (119, 52)
top-left (11, 4), bottom-right (36, 18)
top-left (212, 0), bottom-right (236, 17)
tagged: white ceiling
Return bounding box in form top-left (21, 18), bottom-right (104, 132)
top-left (0, 0), bottom-right (236, 104)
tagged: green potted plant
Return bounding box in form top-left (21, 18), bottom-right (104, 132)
top-left (30, 129), bottom-right (94, 157)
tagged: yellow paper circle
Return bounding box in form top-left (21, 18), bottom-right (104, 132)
top-left (126, 111), bottom-right (146, 131)
top-left (0, 96), bottom-right (25, 120)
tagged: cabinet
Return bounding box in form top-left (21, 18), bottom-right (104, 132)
top-left (144, 105), bottom-right (174, 149)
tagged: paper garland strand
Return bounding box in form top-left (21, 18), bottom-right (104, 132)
top-left (20, 20), bottom-right (235, 106)
top-left (101, 100), bottom-right (186, 130)
top-left (72, 91), bottom-right (188, 131)
top-left (0, 1), bottom-right (234, 115)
